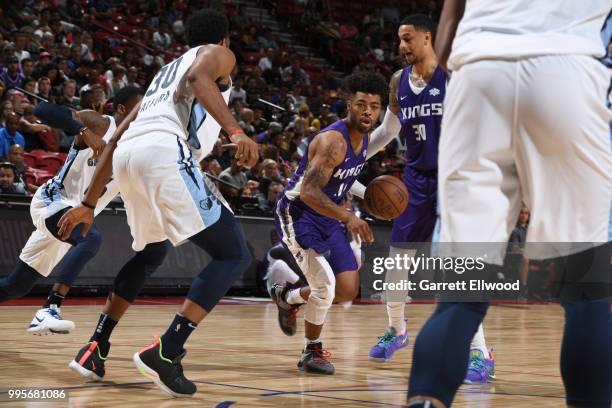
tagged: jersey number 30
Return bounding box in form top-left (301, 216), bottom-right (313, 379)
top-left (412, 124), bottom-right (426, 141)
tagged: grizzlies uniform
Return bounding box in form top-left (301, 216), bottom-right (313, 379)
top-left (114, 46), bottom-right (232, 251)
top-left (391, 65), bottom-right (446, 243)
top-left (20, 117), bottom-right (119, 276)
top-left (275, 120), bottom-right (367, 274)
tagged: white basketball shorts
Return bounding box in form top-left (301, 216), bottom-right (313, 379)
top-left (439, 55), bottom-right (612, 262)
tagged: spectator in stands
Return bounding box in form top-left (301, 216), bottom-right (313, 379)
top-left (80, 83), bottom-right (104, 113)
top-left (6, 144), bottom-right (36, 192)
top-left (340, 18), bottom-right (359, 40)
top-left (110, 65), bottom-right (127, 95)
top-left (21, 57), bottom-right (34, 78)
top-left (258, 48), bottom-right (275, 73)
top-left (125, 66), bottom-right (140, 88)
top-left (241, 179), bottom-right (259, 198)
top-left (20, 104), bottom-right (57, 152)
top-left (13, 32), bottom-right (32, 62)
top-left (239, 108), bottom-right (256, 137)
top-left (1, 56), bottom-right (24, 88)
top-left (251, 103), bottom-right (269, 133)
top-left (230, 77), bottom-right (247, 104)
top-left (281, 58), bottom-right (310, 86)
top-left (70, 28), bottom-right (90, 60)
top-left (219, 156), bottom-right (248, 197)
top-left (0, 112), bottom-right (26, 156)
top-left (0, 162), bottom-right (26, 195)
top-left (22, 77), bottom-right (37, 102)
top-left (153, 22), bottom-right (173, 52)
top-left (257, 180), bottom-right (283, 212)
top-left (59, 79), bottom-right (80, 109)
top-left (1, 101), bottom-right (13, 127)
top-left (37, 76), bottom-right (52, 101)
top-left (67, 44), bottom-right (83, 71)
top-left (381, 1), bottom-right (401, 25)
top-left (256, 121), bottom-right (282, 144)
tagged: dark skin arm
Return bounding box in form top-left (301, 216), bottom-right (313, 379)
top-left (187, 45), bottom-right (258, 168)
top-left (73, 110), bottom-right (110, 157)
top-left (434, 0), bottom-right (466, 72)
top-left (300, 131), bottom-right (374, 243)
top-left (57, 102), bottom-right (140, 239)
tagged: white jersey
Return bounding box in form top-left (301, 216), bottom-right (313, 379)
top-left (120, 45), bottom-right (232, 161)
top-left (448, 0), bottom-right (612, 70)
top-left (39, 115), bottom-right (119, 215)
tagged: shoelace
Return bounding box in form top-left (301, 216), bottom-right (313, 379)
top-left (310, 347), bottom-right (332, 364)
top-left (47, 308), bottom-right (63, 320)
top-left (287, 307), bottom-right (299, 321)
top-left (468, 356), bottom-right (485, 371)
top-left (376, 330), bottom-right (395, 349)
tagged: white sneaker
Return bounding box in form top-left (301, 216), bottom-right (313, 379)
top-left (27, 306), bottom-right (75, 335)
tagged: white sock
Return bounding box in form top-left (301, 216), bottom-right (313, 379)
top-left (286, 288), bottom-right (306, 305)
top-left (305, 338), bottom-right (320, 347)
top-left (386, 302), bottom-right (406, 335)
top-left (470, 323), bottom-right (488, 356)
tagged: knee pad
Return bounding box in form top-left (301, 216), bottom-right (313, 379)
top-left (113, 241), bottom-right (169, 303)
top-left (303, 251), bottom-right (336, 325)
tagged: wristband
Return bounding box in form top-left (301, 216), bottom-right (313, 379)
top-left (81, 200), bottom-right (96, 210)
top-left (78, 127), bottom-right (88, 138)
top-left (228, 128), bottom-right (245, 140)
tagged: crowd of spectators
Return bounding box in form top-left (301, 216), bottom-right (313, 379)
top-left (0, 0), bottom-right (431, 217)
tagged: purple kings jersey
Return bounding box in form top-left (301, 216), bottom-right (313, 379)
top-left (397, 65), bottom-right (446, 173)
top-left (282, 120), bottom-right (368, 209)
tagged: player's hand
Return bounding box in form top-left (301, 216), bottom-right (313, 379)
top-left (82, 129), bottom-right (107, 158)
top-left (229, 131), bottom-right (259, 168)
top-left (57, 205), bottom-right (94, 240)
top-left (345, 212), bottom-right (374, 244)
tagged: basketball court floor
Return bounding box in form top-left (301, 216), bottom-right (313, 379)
top-left (0, 300), bottom-right (566, 407)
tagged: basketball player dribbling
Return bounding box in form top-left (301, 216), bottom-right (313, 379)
top-left (58, 9), bottom-right (259, 398)
top-left (406, 1), bottom-right (612, 407)
top-left (272, 72), bottom-right (387, 374)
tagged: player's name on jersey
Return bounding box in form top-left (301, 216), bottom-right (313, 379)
top-left (373, 279), bottom-right (521, 292)
top-left (140, 90), bottom-right (171, 112)
top-left (400, 103), bottom-right (443, 120)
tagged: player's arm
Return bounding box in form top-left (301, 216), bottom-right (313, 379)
top-left (434, 0), bottom-right (466, 72)
top-left (365, 69), bottom-right (402, 160)
top-left (300, 132), bottom-right (373, 243)
top-left (187, 45), bottom-right (258, 167)
top-left (33, 102), bottom-right (108, 156)
top-left (57, 101), bottom-right (141, 239)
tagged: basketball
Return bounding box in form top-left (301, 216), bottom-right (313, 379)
top-left (364, 175), bottom-right (409, 220)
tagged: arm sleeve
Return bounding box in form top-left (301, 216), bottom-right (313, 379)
top-left (33, 102), bottom-right (83, 134)
top-left (367, 107), bottom-right (402, 160)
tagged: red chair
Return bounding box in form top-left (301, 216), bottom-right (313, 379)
top-left (23, 153), bottom-right (37, 168)
top-left (24, 173), bottom-right (36, 187)
top-left (37, 155), bottom-right (63, 174)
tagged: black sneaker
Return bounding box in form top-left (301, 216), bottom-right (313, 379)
top-left (298, 342), bottom-right (335, 375)
top-left (68, 341), bottom-right (107, 381)
top-left (270, 283), bottom-right (301, 336)
top-left (133, 336), bottom-right (197, 398)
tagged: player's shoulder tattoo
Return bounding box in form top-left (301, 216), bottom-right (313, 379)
top-left (389, 69), bottom-right (403, 108)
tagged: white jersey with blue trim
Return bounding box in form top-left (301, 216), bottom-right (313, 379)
top-left (449, 0), bottom-right (612, 70)
top-left (39, 115), bottom-right (119, 215)
top-left (120, 45), bottom-right (231, 161)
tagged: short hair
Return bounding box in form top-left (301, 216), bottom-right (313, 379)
top-left (400, 14), bottom-right (436, 35)
top-left (0, 162), bottom-right (17, 176)
top-left (113, 85), bottom-right (144, 110)
top-left (343, 71), bottom-right (387, 100)
top-left (185, 9), bottom-right (229, 47)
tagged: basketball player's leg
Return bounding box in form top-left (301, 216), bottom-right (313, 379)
top-left (69, 240), bottom-right (170, 381)
top-left (515, 55), bottom-right (612, 407)
top-left (370, 187), bottom-right (436, 362)
top-left (407, 60), bottom-right (521, 407)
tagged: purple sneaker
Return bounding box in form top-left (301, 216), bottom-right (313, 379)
top-left (464, 348), bottom-right (495, 384)
top-left (368, 325), bottom-right (409, 362)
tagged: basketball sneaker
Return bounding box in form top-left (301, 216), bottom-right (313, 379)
top-left (68, 341), bottom-right (107, 381)
top-left (270, 283), bottom-right (301, 336)
top-left (27, 305), bottom-right (75, 335)
top-left (464, 348), bottom-right (496, 384)
top-left (133, 336), bottom-right (197, 398)
top-left (368, 324), bottom-right (409, 362)
top-left (298, 342), bottom-right (335, 375)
